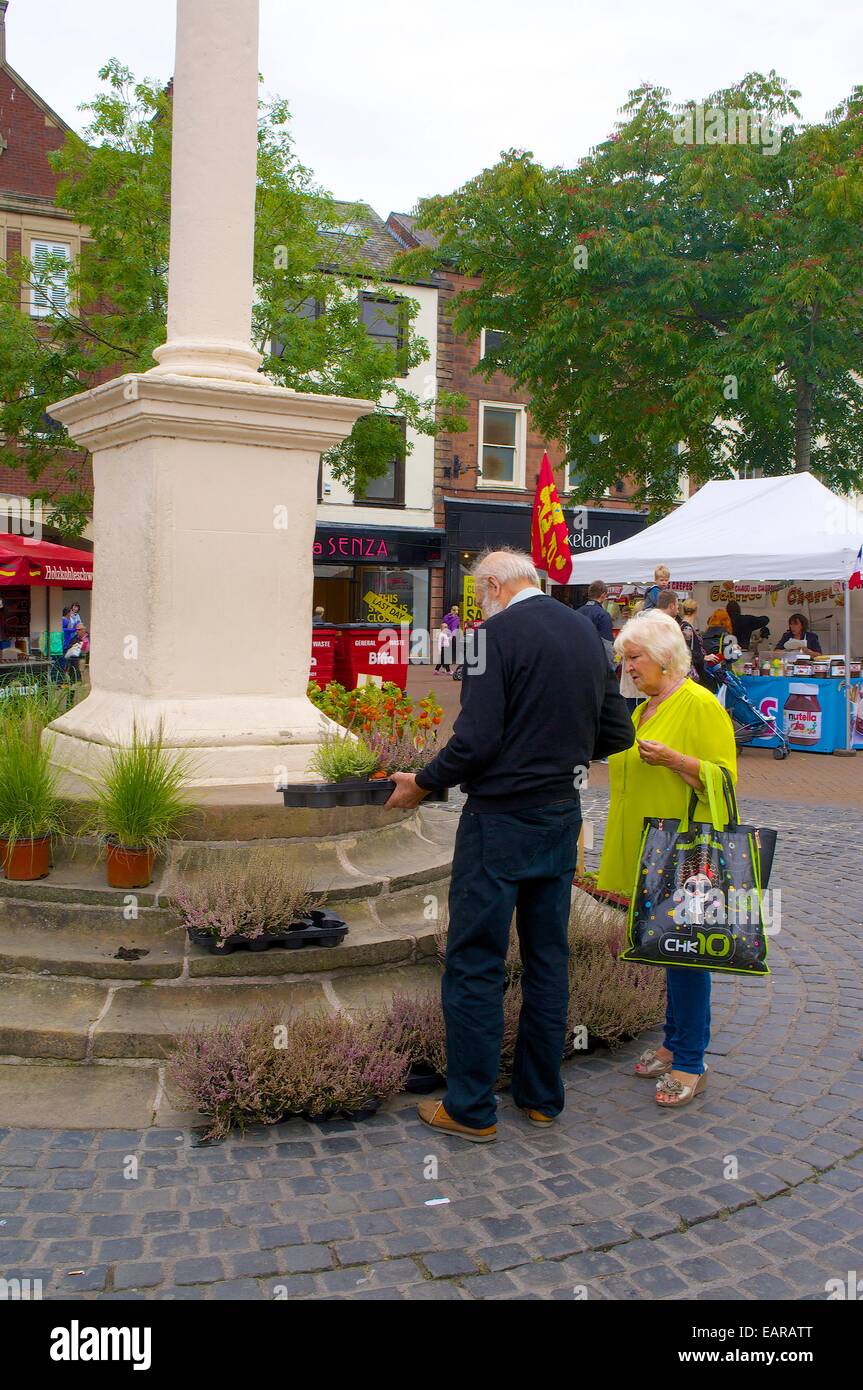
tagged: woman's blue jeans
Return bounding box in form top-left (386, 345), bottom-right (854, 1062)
top-left (664, 967), bottom-right (711, 1073)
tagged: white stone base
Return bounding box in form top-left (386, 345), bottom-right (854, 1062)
top-left (46, 690), bottom-right (342, 787)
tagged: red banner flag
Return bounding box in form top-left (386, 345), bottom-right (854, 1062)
top-left (530, 452), bottom-right (572, 585)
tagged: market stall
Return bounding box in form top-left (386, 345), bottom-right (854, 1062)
top-left (0, 534), bottom-right (93, 665)
top-left (565, 474), bottom-right (863, 753)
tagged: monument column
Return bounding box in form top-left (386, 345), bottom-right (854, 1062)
top-left (46, 0), bottom-right (373, 785)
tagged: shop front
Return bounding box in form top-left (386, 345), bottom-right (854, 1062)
top-left (312, 524), bottom-right (444, 632)
top-left (443, 497), bottom-right (648, 617)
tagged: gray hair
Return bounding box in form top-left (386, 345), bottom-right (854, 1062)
top-left (614, 609), bottom-right (691, 677)
top-left (472, 547), bottom-right (541, 587)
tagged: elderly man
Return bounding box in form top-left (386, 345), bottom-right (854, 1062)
top-left (387, 548), bottom-right (634, 1142)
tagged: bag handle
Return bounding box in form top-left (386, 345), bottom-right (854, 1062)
top-left (685, 762), bottom-right (739, 830)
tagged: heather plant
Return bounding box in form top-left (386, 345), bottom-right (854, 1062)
top-left (380, 992), bottom-right (447, 1076)
top-left (567, 895), bottom-right (664, 1045)
top-left (365, 724), bottom-right (438, 775)
top-left (169, 1009), bottom-right (408, 1139)
top-left (174, 850), bottom-right (319, 943)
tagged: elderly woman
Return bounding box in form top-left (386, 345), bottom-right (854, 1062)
top-left (597, 610), bottom-right (737, 1109)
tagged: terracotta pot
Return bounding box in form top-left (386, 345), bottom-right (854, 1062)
top-left (1, 835), bottom-right (52, 881)
top-left (105, 842), bottom-right (156, 889)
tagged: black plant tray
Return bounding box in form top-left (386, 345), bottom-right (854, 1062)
top-left (278, 779), bottom-right (448, 808)
top-left (187, 910), bottom-right (348, 954)
top-left (404, 1064), bottom-right (446, 1094)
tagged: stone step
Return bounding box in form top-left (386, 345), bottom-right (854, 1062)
top-left (0, 879), bottom-right (447, 981)
top-left (0, 961), bottom-right (443, 1061)
top-left (0, 807), bottom-right (456, 908)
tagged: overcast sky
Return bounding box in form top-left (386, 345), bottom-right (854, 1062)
top-left (7, 0), bottom-right (862, 216)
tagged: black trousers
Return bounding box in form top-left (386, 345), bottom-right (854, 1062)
top-left (442, 801), bottom-right (581, 1128)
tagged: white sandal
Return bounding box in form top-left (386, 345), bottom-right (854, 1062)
top-left (655, 1067), bottom-right (708, 1108)
top-left (634, 1048), bottom-right (672, 1079)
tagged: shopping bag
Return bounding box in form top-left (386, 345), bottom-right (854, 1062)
top-left (619, 767), bottom-right (774, 976)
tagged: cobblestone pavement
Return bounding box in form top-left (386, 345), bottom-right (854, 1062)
top-left (1, 796), bottom-right (862, 1301)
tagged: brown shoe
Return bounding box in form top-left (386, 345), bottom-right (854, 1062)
top-left (417, 1100), bottom-right (497, 1143)
top-left (517, 1107), bottom-right (555, 1127)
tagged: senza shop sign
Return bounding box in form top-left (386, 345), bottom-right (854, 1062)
top-left (314, 535), bottom-right (389, 558)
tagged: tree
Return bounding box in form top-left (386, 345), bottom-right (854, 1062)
top-left (0, 61), bottom-right (466, 532)
top-left (398, 73), bottom-right (863, 511)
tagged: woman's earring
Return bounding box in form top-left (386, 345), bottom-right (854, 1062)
top-left (661, 666), bottom-right (667, 673)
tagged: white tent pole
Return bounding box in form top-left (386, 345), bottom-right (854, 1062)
top-left (845, 581), bottom-right (853, 753)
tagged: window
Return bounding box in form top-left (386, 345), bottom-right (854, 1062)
top-left (30, 240), bottom-right (71, 318)
top-left (354, 418), bottom-right (406, 507)
top-left (360, 293), bottom-right (408, 375)
top-left (272, 296), bottom-right (323, 358)
top-left (478, 404), bottom-right (524, 487)
top-left (564, 459), bottom-right (587, 495)
top-left (480, 327), bottom-right (508, 361)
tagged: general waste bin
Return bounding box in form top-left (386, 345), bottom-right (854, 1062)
top-left (309, 627), bottom-right (340, 688)
top-left (335, 623), bottom-right (410, 692)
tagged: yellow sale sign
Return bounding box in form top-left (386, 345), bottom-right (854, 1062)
top-left (462, 576), bottom-right (483, 622)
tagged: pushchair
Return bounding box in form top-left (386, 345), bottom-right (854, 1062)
top-left (703, 640), bottom-right (791, 760)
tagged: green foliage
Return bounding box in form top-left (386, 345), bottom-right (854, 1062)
top-left (0, 61), bottom-right (466, 527)
top-left (0, 679), bottom-right (70, 730)
top-left (82, 722), bottom-right (195, 852)
top-left (0, 719), bottom-right (65, 847)
top-left (401, 73), bottom-right (863, 507)
top-left (306, 730), bottom-right (379, 782)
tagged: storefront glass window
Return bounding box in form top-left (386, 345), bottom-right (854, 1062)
top-left (359, 566), bottom-right (429, 630)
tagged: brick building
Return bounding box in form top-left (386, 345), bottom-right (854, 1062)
top-left (0, 0), bottom-right (92, 517)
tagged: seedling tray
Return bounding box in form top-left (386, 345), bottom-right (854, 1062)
top-left (187, 910), bottom-right (348, 954)
top-left (278, 779), bottom-right (448, 808)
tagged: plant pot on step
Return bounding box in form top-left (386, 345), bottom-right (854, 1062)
top-left (105, 840), bottom-right (156, 889)
top-left (1, 835), bottom-right (52, 881)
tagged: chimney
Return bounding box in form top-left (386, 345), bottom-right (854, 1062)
top-left (0, 3), bottom-right (8, 67)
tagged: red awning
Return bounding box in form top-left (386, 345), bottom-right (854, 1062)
top-left (0, 534), bottom-right (93, 588)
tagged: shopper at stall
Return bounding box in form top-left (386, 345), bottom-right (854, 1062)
top-left (435, 605), bottom-right (461, 673)
top-left (679, 598), bottom-right (707, 685)
top-left (774, 612), bottom-right (822, 656)
top-left (643, 565), bottom-right (671, 610)
top-left (726, 599), bottom-right (771, 650)
top-left (577, 581), bottom-right (614, 665)
top-left (64, 628), bottom-right (85, 683)
top-left (597, 609), bottom-right (737, 1109)
top-left (655, 590), bottom-right (680, 620)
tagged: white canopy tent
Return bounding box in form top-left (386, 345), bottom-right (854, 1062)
top-left (566, 474), bottom-right (863, 584)
top-left (564, 474), bottom-right (863, 750)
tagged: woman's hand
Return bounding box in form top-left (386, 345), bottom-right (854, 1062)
top-left (638, 738), bottom-right (704, 792)
top-left (636, 738), bottom-right (677, 767)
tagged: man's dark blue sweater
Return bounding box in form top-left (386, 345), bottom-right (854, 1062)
top-left (416, 593), bottom-right (635, 812)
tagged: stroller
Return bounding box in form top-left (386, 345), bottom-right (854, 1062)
top-left (703, 635), bottom-right (791, 760)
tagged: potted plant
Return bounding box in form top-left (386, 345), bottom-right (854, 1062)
top-left (279, 731), bottom-right (388, 808)
top-left (0, 717), bottom-right (65, 881)
top-left (175, 849), bottom-right (347, 953)
top-left (83, 724), bottom-right (195, 888)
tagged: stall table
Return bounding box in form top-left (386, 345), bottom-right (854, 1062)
top-left (738, 674), bottom-right (863, 753)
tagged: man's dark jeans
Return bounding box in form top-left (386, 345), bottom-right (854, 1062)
top-left (442, 801), bottom-right (582, 1129)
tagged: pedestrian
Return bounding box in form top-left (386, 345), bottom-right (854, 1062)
top-left (597, 609), bottom-right (737, 1108)
top-left (312, 605), bottom-right (326, 627)
top-left (679, 598), bottom-right (707, 685)
top-left (577, 580), bottom-right (615, 666)
top-left (435, 605), bottom-right (461, 672)
top-left (642, 565), bottom-right (670, 610)
top-left (385, 547), bottom-right (635, 1142)
top-left (64, 629), bottom-right (84, 683)
top-left (617, 599), bottom-right (644, 713)
top-left (654, 589), bottom-right (680, 620)
top-left (725, 599), bottom-right (771, 651)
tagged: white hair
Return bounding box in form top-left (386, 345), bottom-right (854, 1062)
top-left (614, 608), bottom-right (691, 677)
top-left (472, 547), bottom-right (541, 587)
